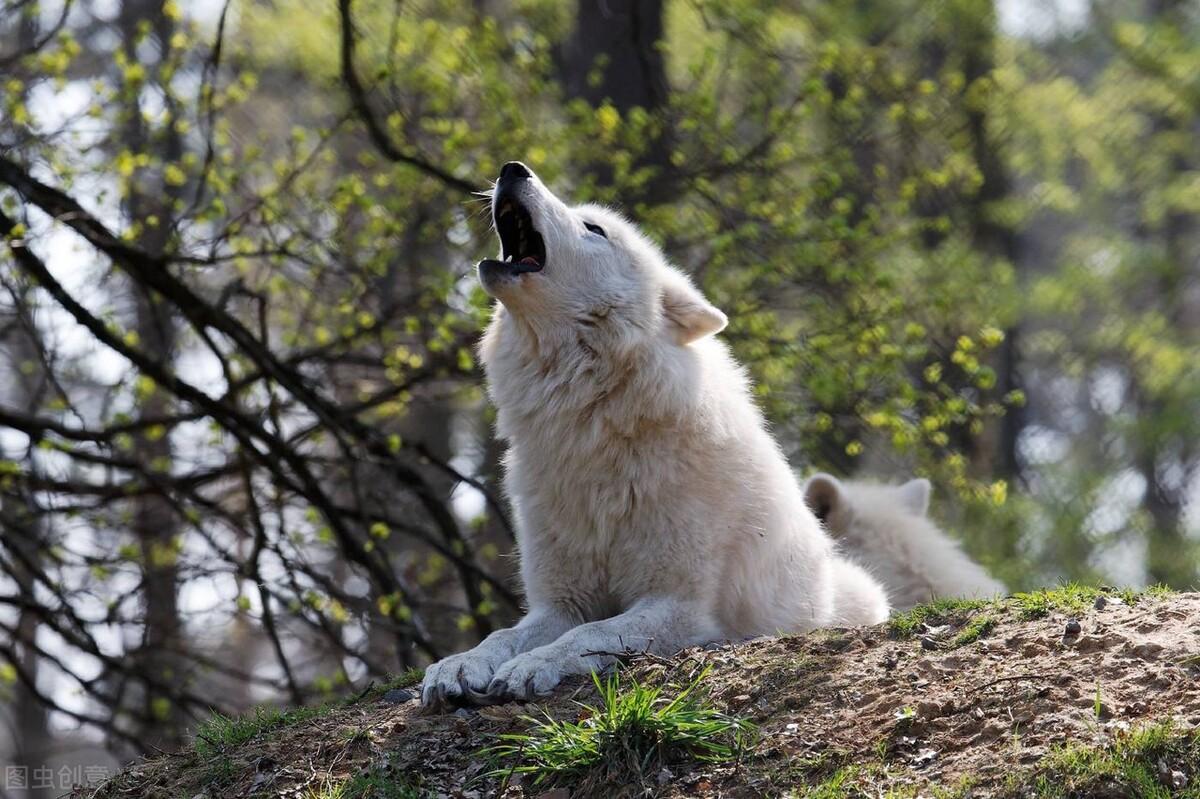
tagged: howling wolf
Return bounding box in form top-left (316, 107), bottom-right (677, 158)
top-left (422, 162), bottom-right (888, 706)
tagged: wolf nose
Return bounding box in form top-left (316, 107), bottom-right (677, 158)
top-left (500, 161), bottom-right (531, 182)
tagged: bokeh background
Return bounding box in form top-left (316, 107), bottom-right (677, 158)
top-left (0, 0), bottom-right (1197, 787)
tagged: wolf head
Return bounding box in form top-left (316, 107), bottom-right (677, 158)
top-left (804, 473), bottom-right (932, 534)
top-left (477, 161), bottom-right (726, 347)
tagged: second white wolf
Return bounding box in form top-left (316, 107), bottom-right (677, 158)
top-left (421, 162), bottom-right (888, 706)
top-left (805, 474), bottom-right (1007, 610)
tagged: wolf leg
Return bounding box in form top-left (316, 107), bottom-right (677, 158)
top-left (486, 597), bottom-right (720, 701)
top-left (421, 607), bottom-right (576, 706)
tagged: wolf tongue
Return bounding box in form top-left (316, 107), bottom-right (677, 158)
top-left (520, 256), bottom-right (539, 265)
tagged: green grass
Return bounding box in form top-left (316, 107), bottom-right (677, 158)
top-left (787, 763), bottom-right (976, 798)
top-left (354, 668), bottom-right (425, 703)
top-left (950, 613), bottom-right (996, 647)
top-left (887, 597), bottom-right (992, 639)
top-left (193, 704), bottom-right (324, 757)
top-left (888, 583), bottom-right (1176, 642)
top-left (484, 666), bottom-right (753, 791)
top-left (1010, 582), bottom-right (1173, 619)
top-left (797, 765), bottom-right (859, 798)
top-left (305, 777), bottom-right (348, 799)
top-left (197, 753), bottom-right (237, 790)
top-left (192, 669), bottom-right (423, 757)
top-left (342, 766), bottom-right (423, 799)
top-left (1007, 721), bottom-right (1200, 798)
top-left (1010, 583), bottom-right (1124, 619)
top-left (375, 668), bottom-right (424, 693)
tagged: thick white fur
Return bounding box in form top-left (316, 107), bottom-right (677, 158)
top-left (804, 474), bottom-right (1007, 611)
top-left (421, 168), bottom-right (889, 706)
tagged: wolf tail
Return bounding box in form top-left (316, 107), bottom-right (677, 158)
top-left (828, 556), bottom-right (890, 626)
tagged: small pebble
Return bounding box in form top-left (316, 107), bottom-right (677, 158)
top-left (919, 636), bottom-right (938, 651)
top-left (382, 688), bottom-right (414, 704)
top-left (1094, 596), bottom-right (1107, 610)
top-left (1158, 758), bottom-right (1188, 789)
top-left (911, 748), bottom-right (938, 768)
top-left (1064, 619), bottom-right (1082, 636)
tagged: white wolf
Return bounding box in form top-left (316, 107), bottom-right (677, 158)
top-left (421, 162), bottom-right (888, 707)
top-left (803, 473), bottom-right (1007, 611)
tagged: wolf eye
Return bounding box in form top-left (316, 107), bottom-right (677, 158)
top-left (584, 222), bottom-right (607, 238)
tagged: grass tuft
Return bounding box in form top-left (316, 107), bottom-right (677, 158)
top-left (889, 583), bottom-right (1176, 650)
top-left (1006, 721), bottom-right (1200, 798)
top-left (887, 597), bottom-right (992, 639)
top-left (1010, 582), bottom-right (1173, 620)
top-left (354, 668), bottom-right (425, 704)
top-left (198, 753), bottom-right (236, 790)
top-left (377, 668), bottom-right (424, 692)
top-left (1010, 583), bottom-right (1111, 619)
top-left (304, 777), bottom-right (348, 799)
top-left (193, 669), bottom-right (423, 759)
top-left (785, 762), bottom-right (977, 798)
top-left (485, 665), bottom-right (753, 792)
top-left (342, 765), bottom-right (423, 799)
top-left (950, 613), bottom-right (996, 647)
top-left (193, 704), bottom-right (323, 757)
top-left (797, 765), bottom-right (858, 798)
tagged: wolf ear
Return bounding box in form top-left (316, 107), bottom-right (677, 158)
top-left (898, 478), bottom-right (931, 516)
top-left (804, 473), bottom-right (844, 526)
top-left (660, 274), bottom-right (727, 345)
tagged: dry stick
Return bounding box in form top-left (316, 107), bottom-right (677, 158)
top-left (973, 672), bottom-right (1057, 694)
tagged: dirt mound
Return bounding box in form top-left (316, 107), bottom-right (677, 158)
top-left (86, 589), bottom-right (1200, 798)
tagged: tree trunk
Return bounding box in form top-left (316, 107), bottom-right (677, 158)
top-left (7, 12), bottom-right (54, 796)
top-left (118, 0), bottom-right (186, 749)
top-left (559, 0), bottom-right (672, 203)
top-left (1137, 0), bottom-right (1196, 586)
top-left (961, 0), bottom-right (1023, 481)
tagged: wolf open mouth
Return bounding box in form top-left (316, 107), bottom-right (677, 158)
top-left (491, 195), bottom-right (545, 274)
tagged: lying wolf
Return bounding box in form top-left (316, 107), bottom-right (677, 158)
top-left (804, 473), bottom-right (1007, 611)
top-left (421, 162), bottom-right (888, 706)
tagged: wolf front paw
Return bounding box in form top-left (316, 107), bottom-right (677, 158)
top-left (487, 653), bottom-right (565, 701)
top-left (421, 651), bottom-right (503, 707)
